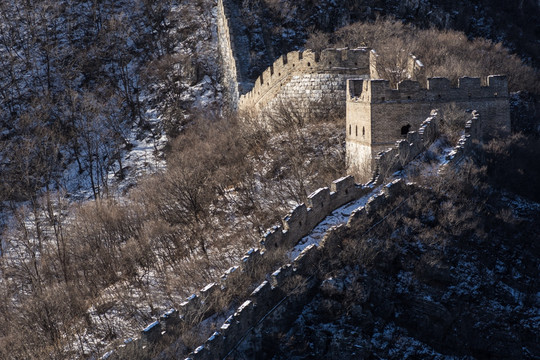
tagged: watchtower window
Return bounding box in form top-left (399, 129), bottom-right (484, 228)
top-left (349, 124), bottom-right (351, 135)
top-left (362, 126), bottom-right (365, 136)
top-left (356, 126), bottom-right (358, 137)
top-left (401, 124), bottom-right (411, 136)
top-left (307, 62), bottom-right (311, 67)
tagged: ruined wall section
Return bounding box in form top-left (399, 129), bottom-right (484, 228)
top-left (217, 0), bottom-right (239, 107)
top-left (185, 178), bottom-right (415, 360)
top-left (442, 110), bottom-right (482, 169)
top-left (238, 48), bottom-right (372, 116)
top-left (217, 0), bottom-right (253, 108)
top-left (372, 110), bottom-right (483, 181)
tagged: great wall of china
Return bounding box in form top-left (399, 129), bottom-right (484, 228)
top-left (237, 47), bottom-right (374, 119)
top-left (103, 107), bottom-right (485, 359)
top-left (102, 1), bottom-right (510, 358)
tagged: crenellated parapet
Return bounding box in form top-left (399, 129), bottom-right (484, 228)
top-left (347, 75), bottom-right (509, 104)
top-left (238, 47), bottom-right (372, 114)
top-left (184, 178), bottom-right (416, 360)
top-left (101, 174), bottom-right (376, 359)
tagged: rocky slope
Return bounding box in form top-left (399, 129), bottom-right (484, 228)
top-left (261, 166), bottom-right (540, 359)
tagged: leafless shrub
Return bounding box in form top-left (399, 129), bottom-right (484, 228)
top-left (439, 103), bottom-right (470, 145)
top-left (307, 17), bottom-right (540, 93)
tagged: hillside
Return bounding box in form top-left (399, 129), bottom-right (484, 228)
top-left (223, 0), bottom-right (540, 86)
top-left (0, 0), bottom-right (539, 359)
top-left (266, 160), bottom-right (540, 359)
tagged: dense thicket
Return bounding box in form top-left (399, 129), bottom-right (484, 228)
top-left (229, 0), bottom-right (540, 85)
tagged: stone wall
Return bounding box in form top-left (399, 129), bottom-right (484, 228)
top-left (185, 178), bottom-right (415, 360)
top-left (238, 48), bottom-right (374, 117)
top-left (262, 73), bottom-right (370, 122)
top-left (441, 110), bottom-right (482, 169)
top-left (217, 0), bottom-right (253, 108)
top-left (217, 0), bottom-right (240, 108)
top-left (103, 110), bottom-right (485, 359)
top-left (346, 75), bottom-right (510, 179)
top-left (102, 175), bottom-right (375, 359)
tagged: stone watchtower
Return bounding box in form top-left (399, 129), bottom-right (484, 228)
top-left (346, 75), bottom-right (511, 178)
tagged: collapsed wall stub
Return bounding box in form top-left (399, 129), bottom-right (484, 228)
top-left (217, 0), bottom-right (252, 109)
top-left (346, 75), bottom-right (510, 179)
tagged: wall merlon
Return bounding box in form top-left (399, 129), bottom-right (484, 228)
top-left (320, 48), bottom-right (343, 66)
top-left (427, 77), bottom-right (451, 91)
top-left (487, 75), bottom-right (508, 94)
top-left (331, 175), bottom-right (356, 194)
top-left (250, 280), bottom-right (271, 301)
top-left (292, 244), bottom-right (320, 274)
top-left (397, 79), bottom-right (422, 92)
top-left (369, 79), bottom-right (391, 99)
top-left (204, 331), bottom-right (224, 357)
top-left (200, 283), bottom-right (219, 302)
top-left (263, 225), bottom-right (284, 249)
top-left (141, 320), bottom-right (161, 343)
top-left (383, 178), bottom-right (406, 198)
top-left (232, 301), bottom-right (257, 338)
top-left (302, 50), bottom-right (317, 65)
top-left (283, 204), bottom-right (308, 232)
top-left (160, 309), bottom-right (181, 332)
top-left (344, 48), bottom-right (370, 67)
top-left (271, 264), bottom-right (293, 287)
top-left (241, 248), bottom-right (262, 271)
top-left (307, 187), bottom-right (331, 210)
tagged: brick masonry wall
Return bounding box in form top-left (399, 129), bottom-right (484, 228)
top-left (262, 73), bottom-right (369, 121)
top-left (238, 48), bottom-right (372, 117)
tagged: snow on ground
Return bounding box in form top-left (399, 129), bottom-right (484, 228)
top-left (290, 185), bottom-right (382, 259)
top-left (290, 137), bottom-right (457, 260)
